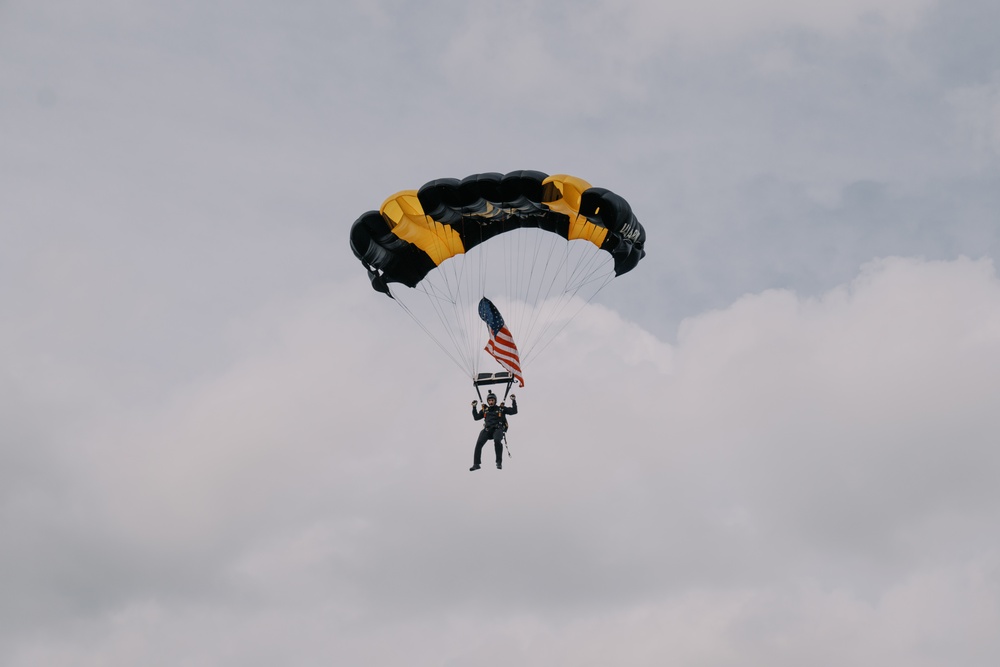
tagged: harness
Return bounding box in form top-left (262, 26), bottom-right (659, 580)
top-left (481, 406), bottom-right (506, 432)
top-left (479, 405), bottom-right (512, 459)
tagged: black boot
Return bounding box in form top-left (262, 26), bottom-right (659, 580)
top-left (496, 462), bottom-right (502, 470)
top-left (469, 464), bottom-right (481, 471)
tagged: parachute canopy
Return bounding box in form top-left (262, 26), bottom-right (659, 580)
top-left (350, 171), bottom-right (645, 293)
top-left (349, 170), bottom-right (646, 382)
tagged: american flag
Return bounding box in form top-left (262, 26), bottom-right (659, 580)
top-left (478, 297), bottom-right (524, 387)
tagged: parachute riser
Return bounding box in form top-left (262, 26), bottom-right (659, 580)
top-left (472, 371), bottom-right (516, 402)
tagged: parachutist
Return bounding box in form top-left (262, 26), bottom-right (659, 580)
top-left (470, 391), bottom-right (517, 471)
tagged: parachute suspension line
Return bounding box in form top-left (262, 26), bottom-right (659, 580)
top-left (503, 227), bottom-right (533, 351)
top-left (460, 253), bottom-right (475, 379)
top-left (521, 223), bottom-right (556, 343)
top-left (468, 248), bottom-right (484, 378)
top-left (462, 219), bottom-right (489, 380)
top-left (534, 264), bottom-right (614, 342)
top-left (460, 229), bottom-right (484, 378)
top-left (415, 272), bottom-right (476, 376)
top-left (503, 225), bottom-right (522, 352)
top-left (527, 226), bottom-right (550, 341)
top-left (476, 219), bottom-right (497, 377)
top-left (501, 226), bottom-right (540, 348)
top-left (564, 234), bottom-right (611, 292)
top-left (438, 257), bottom-right (474, 373)
top-left (518, 227), bottom-right (574, 353)
top-left (518, 230), bottom-right (617, 364)
top-left (518, 232), bottom-right (571, 361)
top-left (408, 211), bottom-right (480, 378)
top-left (527, 243), bottom-right (616, 361)
top-left (508, 219), bottom-right (539, 346)
top-left (389, 284), bottom-right (470, 376)
top-left (499, 213), bottom-right (512, 315)
top-left (501, 228), bottom-right (517, 342)
top-left (523, 229), bottom-right (565, 352)
top-left (459, 243), bottom-right (482, 378)
top-left (449, 269), bottom-right (481, 377)
top-left (445, 251), bottom-right (467, 377)
top-left (478, 214), bottom-right (559, 380)
top-left (523, 271), bottom-right (615, 366)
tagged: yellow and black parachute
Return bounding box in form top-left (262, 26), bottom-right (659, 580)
top-left (350, 170), bottom-right (646, 383)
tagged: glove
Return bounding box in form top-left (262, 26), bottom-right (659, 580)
top-left (471, 400), bottom-right (478, 406)
top-left (510, 394), bottom-right (516, 400)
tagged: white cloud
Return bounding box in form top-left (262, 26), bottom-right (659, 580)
top-left (4, 256), bottom-right (999, 664)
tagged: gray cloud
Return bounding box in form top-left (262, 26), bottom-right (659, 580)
top-left (2, 0), bottom-right (999, 664)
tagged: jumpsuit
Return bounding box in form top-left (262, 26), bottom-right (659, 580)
top-left (472, 398), bottom-right (518, 466)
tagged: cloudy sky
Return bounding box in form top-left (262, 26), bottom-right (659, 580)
top-left (3, 0), bottom-right (1000, 664)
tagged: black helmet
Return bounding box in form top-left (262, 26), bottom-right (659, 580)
top-left (486, 392), bottom-right (497, 402)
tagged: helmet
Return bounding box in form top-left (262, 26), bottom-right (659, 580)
top-left (486, 392), bottom-right (497, 402)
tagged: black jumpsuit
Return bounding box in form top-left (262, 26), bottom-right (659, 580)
top-left (472, 398), bottom-right (518, 466)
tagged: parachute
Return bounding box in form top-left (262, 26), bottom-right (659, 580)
top-left (349, 170), bottom-right (646, 388)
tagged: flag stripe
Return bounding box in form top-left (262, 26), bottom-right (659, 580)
top-left (487, 341), bottom-right (520, 365)
top-left (486, 344), bottom-right (521, 371)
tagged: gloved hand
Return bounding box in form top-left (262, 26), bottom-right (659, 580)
top-left (471, 400), bottom-right (478, 406)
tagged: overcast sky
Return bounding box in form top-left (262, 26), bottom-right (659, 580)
top-left (3, 1), bottom-right (999, 665)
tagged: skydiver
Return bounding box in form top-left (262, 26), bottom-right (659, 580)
top-left (469, 391), bottom-right (517, 471)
